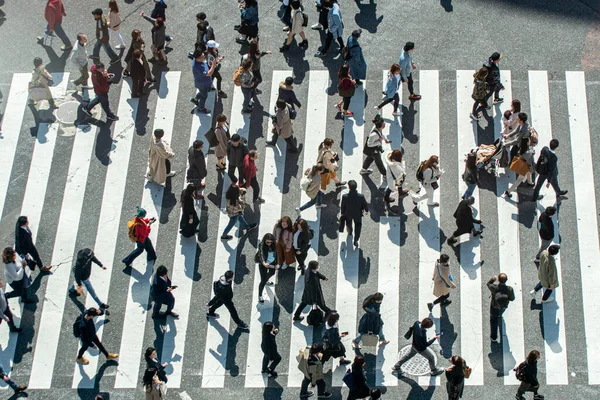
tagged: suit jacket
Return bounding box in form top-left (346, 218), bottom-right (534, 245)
top-left (539, 146), bottom-right (558, 178)
top-left (15, 226), bottom-right (39, 259)
top-left (538, 211), bottom-right (554, 241)
top-left (154, 275), bottom-right (172, 298)
top-left (341, 191), bottom-right (368, 219)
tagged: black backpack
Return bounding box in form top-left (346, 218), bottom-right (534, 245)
top-left (73, 314), bottom-right (83, 338)
top-left (307, 307), bottom-right (324, 326)
top-left (535, 152), bottom-right (549, 175)
top-left (495, 286), bottom-right (510, 309)
top-left (514, 361), bottom-right (528, 381)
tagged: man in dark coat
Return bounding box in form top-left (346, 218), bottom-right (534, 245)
top-left (487, 273), bottom-right (515, 343)
top-left (340, 180), bottom-right (369, 248)
top-left (393, 318), bottom-right (443, 376)
top-left (206, 270), bottom-right (249, 329)
top-left (277, 77), bottom-right (302, 111)
top-left (226, 134), bottom-right (249, 185)
top-left (483, 51), bottom-right (504, 104)
top-left (186, 140), bottom-right (207, 200)
top-left (446, 197), bottom-right (483, 246)
top-left (76, 307), bottom-right (118, 365)
top-left (293, 261), bottom-right (331, 321)
top-left (15, 216), bottom-right (51, 272)
top-left (536, 206), bottom-right (556, 262)
top-left (152, 265), bottom-right (179, 319)
top-left (532, 139), bottom-right (568, 202)
top-left (68, 248), bottom-right (108, 309)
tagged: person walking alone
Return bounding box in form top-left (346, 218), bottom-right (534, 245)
top-left (190, 50), bottom-right (218, 114)
top-left (375, 63), bottom-right (402, 116)
top-left (107, 0), bottom-right (126, 50)
top-left (353, 292), bottom-right (389, 348)
top-left (243, 150), bottom-right (266, 203)
top-left (38, 0), bottom-right (72, 51)
top-left (346, 29), bottom-right (366, 85)
top-left (179, 184), bottom-right (200, 238)
top-left (206, 270), bottom-right (249, 330)
top-left (487, 273), bottom-right (515, 343)
top-left (412, 155), bottom-right (444, 207)
top-left (515, 350), bottom-right (544, 400)
top-left (68, 248), bottom-right (109, 310)
top-left (384, 149), bottom-right (408, 207)
top-left (530, 244), bottom-right (560, 303)
top-left (299, 343), bottom-right (332, 398)
top-left (267, 100), bottom-right (298, 152)
top-left (535, 206), bottom-right (556, 263)
top-left (393, 317), bottom-right (444, 376)
top-left (261, 321), bottom-right (282, 378)
top-left (398, 42), bottom-right (421, 101)
top-left (15, 216), bottom-right (52, 272)
top-left (532, 139), bottom-right (568, 202)
top-left (280, 1), bottom-right (308, 52)
top-left (483, 52), bottom-right (504, 104)
top-left (317, 138), bottom-right (345, 191)
top-left (227, 134), bottom-right (249, 185)
top-left (293, 219), bottom-right (312, 274)
top-left (256, 233), bottom-right (278, 303)
top-left (220, 178), bottom-right (257, 240)
top-left (122, 206), bottom-right (157, 268)
top-left (186, 140), bottom-right (207, 200)
top-left (445, 355), bottom-right (468, 400)
top-left (340, 180), bottom-right (368, 248)
top-left (470, 67), bottom-right (489, 120)
top-left (82, 62), bottom-right (119, 121)
top-left (427, 254), bottom-right (456, 311)
top-left (446, 196), bottom-right (484, 246)
top-left (91, 8), bottom-right (120, 64)
top-left (321, 312), bottom-right (351, 366)
top-left (293, 261), bottom-right (331, 321)
top-left (360, 115), bottom-right (390, 177)
top-left (296, 164), bottom-right (327, 215)
top-left (70, 34), bottom-right (90, 89)
top-left (147, 129), bottom-right (176, 185)
top-left (347, 356), bottom-right (370, 400)
top-left (151, 265), bottom-right (179, 319)
top-left (214, 114), bottom-right (230, 171)
top-left (336, 63), bottom-right (356, 118)
top-left (76, 307), bottom-right (119, 364)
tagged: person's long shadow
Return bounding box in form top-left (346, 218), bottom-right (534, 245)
top-left (43, 45), bottom-right (69, 74)
top-left (438, 306), bottom-right (457, 359)
top-left (320, 190), bottom-right (341, 241)
top-left (75, 361), bottom-right (116, 400)
top-left (415, 206), bottom-right (447, 251)
top-left (281, 39), bottom-right (310, 84)
top-left (160, 177), bottom-right (177, 225)
top-left (532, 298), bottom-right (563, 354)
top-left (440, 0), bottom-right (454, 12)
top-left (488, 340), bottom-right (505, 377)
top-left (354, 0), bottom-right (384, 33)
top-left (362, 174), bottom-right (385, 220)
top-left (397, 375), bottom-right (436, 399)
top-left (401, 102), bottom-right (418, 144)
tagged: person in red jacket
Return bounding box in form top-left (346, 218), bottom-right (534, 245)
top-left (122, 207), bottom-right (157, 268)
top-left (82, 63), bottom-right (119, 121)
top-left (243, 150), bottom-right (264, 204)
top-left (37, 0), bottom-right (72, 51)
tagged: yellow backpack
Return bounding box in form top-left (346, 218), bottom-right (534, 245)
top-left (127, 219), bottom-right (140, 242)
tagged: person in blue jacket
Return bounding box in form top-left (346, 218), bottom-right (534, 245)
top-left (375, 63), bottom-right (402, 116)
top-left (315, 0), bottom-right (344, 57)
top-left (398, 41), bottom-right (421, 100)
top-left (346, 29), bottom-right (366, 85)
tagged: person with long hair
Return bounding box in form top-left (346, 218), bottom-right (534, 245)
top-left (384, 149), bottom-right (408, 205)
top-left (296, 164), bottom-right (326, 215)
top-left (237, 58), bottom-right (257, 113)
top-left (129, 49), bottom-right (146, 98)
top-left (280, 1), bottom-right (308, 52)
top-left (427, 254), bottom-right (456, 310)
top-left (267, 99), bottom-right (298, 153)
top-left (273, 216), bottom-right (296, 269)
top-left (141, 11), bottom-right (167, 64)
top-left (142, 367), bottom-right (165, 399)
top-left (322, 312), bottom-right (351, 365)
top-left (244, 39), bottom-right (271, 93)
top-left (256, 233), bottom-right (278, 303)
top-left (144, 346), bottom-right (168, 383)
top-left (515, 350), bottom-right (543, 400)
top-left (353, 292), bottom-right (388, 348)
top-left (124, 29), bottom-right (154, 81)
top-left (28, 57), bottom-right (56, 108)
top-left (0, 279), bottom-right (22, 333)
top-left (2, 247), bottom-right (32, 303)
top-left (446, 196), bottom-right (483, 246)
top-left (186, 139), bottom-right (207, 200)
top-left (317, 138), bottom-right (346, 191)
top-left (445, 355), bottom-right (466, 400)
top-left (236, 0), bottom-right (259, 44)
top-left (107, 0), bottom-right (126, 49)
top-left (346, 29), bottom-right (366, 85)
top-left (336, 63), bottom-right (355, 117)
top-left (293, 261), bottom-right (331, 321)
top-left (461, 150), bottom-right (479, 200)
top-left (214, 114), bottom-right (230, 171)
top-left (501, 99), bottom-right (521, 138)
top-left (179, 183), bottom-right (200, 237)
top-left (293, 218), bottom-right (312, 274)
top-left (376, 63), bottom-right (402, 116)
top-left (221, 177), bottom-right (257, 240)
top-left (504, 137), bottom-right (535, 198)
top-left (483, 51), bottom-right (504, 104)
top-left (360, 115), bottom-right (390, 176)
top-left (347, 356), bottom-right (370, 400)
top-left (411, 155), bottom-right (443, 207)
top-left (470, 67), bottom-right (489, 120)
top-left (261, 321), bottom-right (281, 378)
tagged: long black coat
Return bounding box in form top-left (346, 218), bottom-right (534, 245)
top-left (301, 269), bottom-right (327, 308)
top-left (179, 192), bottom-right (199, 238)
top-left (261, 331), bottom-right (279, 358)
top-left (358, 309), bottom-right (383, 335)
top-left (186, 146), bottom-right (207, 185)
top-left (453, 200), bottom-right (477, 236)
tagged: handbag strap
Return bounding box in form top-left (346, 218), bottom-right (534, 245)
top-left (436, 261), bottom-right (451, 288)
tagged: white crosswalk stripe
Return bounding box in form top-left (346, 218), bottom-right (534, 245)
top-left (0, 68), bottom-right (598, 394)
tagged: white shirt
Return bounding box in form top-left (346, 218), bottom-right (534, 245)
top-left (4, 255), bottom-right (25, 284)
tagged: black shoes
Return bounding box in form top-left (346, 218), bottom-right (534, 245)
top-left (293, 315), bottom-right (304, 322)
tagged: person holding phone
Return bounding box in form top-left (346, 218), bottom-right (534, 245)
top-left (322, 312), bottom-right (351, 366)
top-left (151, 265), bottom-right (179, 319)
top-left (82, 62), bottom-right (119, 121)
top-left (393, 317), bottom-right (444, 376)
top-left (261, 321), bottom-right (281, 378)
top-left (122, 206), bottom-right (157, 268)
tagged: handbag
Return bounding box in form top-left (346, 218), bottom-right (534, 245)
top-left (361, 333), bottom-right (379, 347)
top-left (302, 12), bottom-right (309, 27)
top-left (289, 106), bottom-right (297, 120)
top-left (463, 365), bottom-right (472, 379)
top-left (431, 180), bottom-right (439, 190)
top-left (342, 368), bottom-right (354, 390)
top-left (204, 127), bottom-right (219, 147)
top-left (509, 156), bottom-right (529, 176)
top-left (43, 33), bottom-right (54, 47)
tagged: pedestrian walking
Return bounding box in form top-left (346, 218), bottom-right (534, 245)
top-left (141, 11), bottom-right (167, 64)
top-left (336, 64), bottom-right (356, 117)
top-left (483, 52), bottom-right (504, 104)
top-left (129, 50), bottom-right (147, 98)
top-left (298, 343), bottom-right (332, 398)
top-left (346, 29), bottom-right (366, 85)
top-left (384, 150), bottom-right (408, 205)
top-left (487, 273), bottom-right (515, 343)
top-left (505, 138), bottom-right (535, 198)
top-left (393, 318), bottom-right (444, 376)
top-left (2, 247), bottom-right (32, 303)
top-left (147, 129), bottom-right (176, 185)
top-left (220, 178), bottom-right (258, 240)
top-left (226, 134), bottom-right (249, 184)
top-left (346, 356), bottom-right (370, 400)
top-left (532, 139), bottom-right (568, 201)
top-left (68, 248), bottom-right (109, 309)
top-left (398, 42), bottom-right (421, 100)
top-left (412, 155), bottom-right (444, 207)
top-left (501, 100), bottom-right (521, 139)
top-left (504, 112), bottom-right (531, 160)
top-left (76, 307), bottom-right (119, 364)
top-left (122, 206), bottom-right (157, 268)
top-left (15, 216), bottom-right (52, 272)
top-left (0, 362), bottom-right (27, 393)
top-left (535, 206), bottom-right (556, 262)
top-left (70, 34), bottom-right (90, 88)
top-left (361, 115), bottom-right (390, 176)
top-left (470, 67), bottom-right (489, 120)
top-left (243, 150), bottom-right (266, 203)
top-left (279, 0), bottom-right (293, 31)
top-left (38, 0), bottom-right (71, 51)
top-left (28, 57), bottom-right (57, 109)
top-left (515, 350), bottom-right (544, 400)
top-left (278, 76), bottom-right (302, 114)
top-left (186, 140), bottom-right (207, 200)
top-left (206, 40), bottom-right (227, 98)
top-left (317, 138), bottom-right (345, 191)
top-left (214, 114), bottom-right (230, 171)
top-left (296, 164), bottom-right (327, 215)
top-left (280, 1), bottom-right (308, 52)
top-left (353, 292), bottom-right (389, 349)
top-left (293, 261), bottom-right (331, 321)
top-left (530, 244), bottom-right (560, 303)
top-left (151, 265), bottom-right (179, 319)
top-left (267, 100), bottom-right (298, 152)
top-left (82, 62), bottom-right (119, 121)
top-left (375, 63), bottom-right (402, 116)
top-left (446, 197), bottom-right (484, 246)
top-left (194, 12), bottom-right (215, 53)
top-left (179, 184), bottom-right (200, 238)
top-left (311, 0), bottom-right (330, 30)
top-left (261, 321), bottom-right (282, 377)
top-left (293, 218), bottom-right (312, 273)
top-left (190, 50), bottom-right (218, 114)
top-left (236, 0), bottom-right (259, 45)
top-left (315, 0), bottom-right (344, 57)
top-left (0, 282), bottom-right (23, 333)
top-left (445, 355), bottom-right (468, 400)
top-left (461, 150), bottom-right (479, 200)
top-left (145, 347), bottom-right (168, 383)
top-left (107, 0), bottom-right (126, 50)
top-left (142, 367), bottom-right (166, 399)
top-left (91, 8), bottom-right (120, 64)
top-left (256, 233), bottom-right (278, 303)
top-left (124, 29), bottom-right (154, 82)
top-left (273, 216), bottom-right (296, 269)
top-left (340, 180), bottom-right (369, 248)
top-left (234, 59), bottom-right (258, 113)
top-left (206, 270), bottom-right (249, 329)
top-left (322, 312), bottom-right (351, 365)
top-left (427, 254), bottom-right (456, 311)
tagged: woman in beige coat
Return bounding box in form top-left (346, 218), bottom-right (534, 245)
top-left (317, 138), bottom-right (346, 191)
top-left (267, 100), bottom-right (298, 153)
top-left (279, 1), bottom-right (308, 52)
top-left (273, 216), bottom-right (296, 269)
top-left (427, 254), bottom-right (456, 312)
top-left (147, 129), bottom-right (175, 185)
top-left (143, 367), bottom-right (165, 399)
top-left (296, 164), bottom-right (325, 216)
top-left (214, 114), bottom-right (230, 170)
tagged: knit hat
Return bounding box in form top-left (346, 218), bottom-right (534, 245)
top-left (490, 52), bottom-right (502, 61)
top-left (135, 205), bottom-right (147, 217)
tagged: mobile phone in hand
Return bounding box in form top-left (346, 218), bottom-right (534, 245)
top-left (341, 331), bottom-right (349, 336)
top-left (171, 285), bottom-right (178, 290)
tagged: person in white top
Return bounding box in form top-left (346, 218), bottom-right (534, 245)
top-left (70, 33), bottom-right (89, 88)
top-left (360, 115), bottom-right (391, 176)
top-left (384, 149), bottom-right (408, 206)
top-left (108, 0), bottom-right (126, 49)
top-left (501, 99), bottom-right (521, 139)
top-left (2, 247), bottom-right (32, 303)
top-left (412, 155), bottom-right (444, 207)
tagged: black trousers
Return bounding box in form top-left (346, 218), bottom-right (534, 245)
top-left (262, 352), bottom-right (282, 372)
top-left (153, 292), bottom-right (175, 315)
top-left (228, 164), bottom-right (245, 185)
top-left (321, 32), bottom-right (344, 54)
top-left (212, 70), bottom-right (222, 91)
top-left (258, 265), bottom-right (275, 298)
top-left (484, 83), bottom-right (502, 102)
top-left (345, 216), bottom-right (363, 242)
top-left (1, 306), bottom-right (18, 330)
top-left (363, 152), bottom-right (386, 175)
top-left (490, 305), bottom-right (505, 341)
top-left (342, 96), bottom-right (351, 111)
top-left (294, 302), bottom-right (330, 319)
top-left (78, 336), bottom-right (109, 358)
top-left (253, 69), bottom-right (263, 88)
top-left (208, 297), bottom-right (242, 325)
top-left (270, 132), bottom-right (298, 151)
top-left (295, 249), bottom-right (308, 268)
top-left (402, 73), bottom-right (415, 96)
top-left (472, 98), bottom-right (487, 115)
top-left (377, 93), bottom-right (400, 112)
top-left (433, 293), bottom-right (450, 305)
top-left (132, 78), bottom-right (145, 98)
top-left (301, 377), bottom-right (326, 396)
top-left (6, 279), bottom-right (29, 302)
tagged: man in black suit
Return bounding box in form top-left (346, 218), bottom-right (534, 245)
top-left (340, 180), bottom-right (369, 248)
top-left (14, 216), bottom-right (51, 272)
top-left (532, 139), bottom-right (568, 201)
top-left (152, 265), bottom-right (179, 319)
top-left (206, 270), bottom-right (249, 330)
top-left (536, 206), bottom-right (556, 262)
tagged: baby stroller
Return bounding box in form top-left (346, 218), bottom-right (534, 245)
top-left (471, 138), bottom-right (508, 177)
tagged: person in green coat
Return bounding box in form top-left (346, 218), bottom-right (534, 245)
top-left (530, 244), bottom-right (560, 303)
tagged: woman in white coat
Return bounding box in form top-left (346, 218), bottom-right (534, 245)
top-left (412, 155), bottom-right (444, 207)
top-left (384, 149), bottom-right (408, 204)
top-left (2, 247), bottom-right (32, 303)
top-left (147, 129), bottom-right (176, 186)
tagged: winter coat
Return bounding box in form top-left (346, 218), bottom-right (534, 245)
top-left (148, 138), bottom-right (175, 185)
top-left (472, 78), bottom-right (487, 101)
top-left (349, 365), bottom-right (370, 398)
top-left (275, 106), bottom-right (293, 139)
top-left (301, 268), bottom-right (327, 308)
top-left (483, 59), bottom-right (502, 87)
top-left (278, 83), bottom-right (301, 109)
top-left (346, 36), bottom-right (366, 80)
top-left (226, 141), bottom-right (249, 167)
top-left (290, 8), bottom-right (304, 35)
top-left (125, 38), bottom-right (146, 64)
top-left (186, 146), bottom-right (207, 185)
top-left (45, 0), bottom-right (65, 31)
top-left (327, 3), bottom-right (343, 39)
top-left (214, 275), bottom-right (234, 302)
top-left (304, 170), bottom-right (322, 199)
top-left (151, 0), bottom-right (167, 20)
top-left (358, 308), bottom-right (383, 335)
top-left (385, 152), bottom-right (406, 189)
top-left (73, 248), bottom-right (102, 286)
top-left (453, 199), bottom-right (478, 236)
top-left (294, 229), bottom-right (311, 253)
top-left (261, 331), bottom-right (279, 358)
top-left (538, 211), bottom-right (554, 241)
top-left (384, 72), bottom-right (401, 99)
top-left (214, 124), bottom-right (230, 158)
top-left (341, 191), bottom-right (368, 220)
top-left (538, 251), bottom-right (559, 289)
top-left (304, 353), bottom-right (324, 384)
top-left (273, 223), bottom-right (294, 251)
top-left (317, 147), bottom-right (337, 173)
top-left (180, 192), bottom-right (199, 238)
top-left (433, 260), bottom-right (456, 298)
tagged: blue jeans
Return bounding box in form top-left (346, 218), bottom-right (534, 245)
top-left (122, 237), bottom-right (157, 266)
top-left (0, 366), bottom-right (19, 391)
top-left (299, 191), bottom-right (323, 211)
top-left (93, 40), bottom-right (119, 62)
top-left (195, 87), bottom-right (210, 109)
top-left (534, 282), bottom-right (552, 301)
top-left (222, 214), bottom-right (250, 236)
top-left (46, 23), bottom-right (72, 47)
top-left (241, 86), bottom-right (256, 110)
top-left (69, 279), bottom-right (103, 307)
top-left (463, 183), bottom-right (476, 199)
top-left (86, 93), bottom-right (116, 118)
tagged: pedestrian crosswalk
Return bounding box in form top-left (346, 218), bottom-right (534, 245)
top-left (0, 68), bottom-right (599, 395)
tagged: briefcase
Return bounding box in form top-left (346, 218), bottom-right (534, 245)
top-left (361, 334), bottom-right (379, 347)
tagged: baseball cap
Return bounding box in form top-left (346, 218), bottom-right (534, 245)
top-left (207, 40), bottom-right (219, 49)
